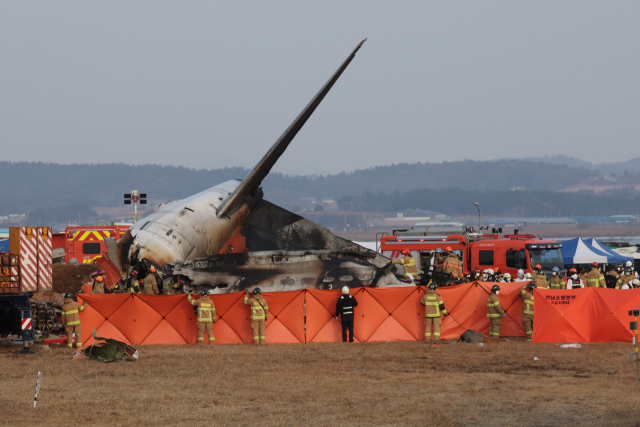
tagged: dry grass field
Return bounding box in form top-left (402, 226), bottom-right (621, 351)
top-left (1, 341), bottom-right (640, 426)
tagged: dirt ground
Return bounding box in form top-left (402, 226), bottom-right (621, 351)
top-left (52, 264), bottom-right (98, 294)
top-left (1, 341), bottom-right (639, 426)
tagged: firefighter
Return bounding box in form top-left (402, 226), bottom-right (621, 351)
top-left (93, 276), bottom-right (106, 294)
top-left (494, 268), bottom-right (504, 282)
top-left (515, 269), bottom-right (527, 282)
top-left (625, 261), bottom-right (638, 279)
top-left (335, 286), bottom-right (358, 342)
top-left (586, 262), bottom-right (605, 288)
top-left (150, 266), bottom-right (164, 287)
top-left (605, 266), bottom-right (619, 289)
top-left (502, 272), bottom-right (512, 283)
top-left (110, 283), bottom-right (121, 293)
top-left (487, 285), bottom-right (505, 340)
top-left (392, 248), bottom-right (417, 283)
top-left (472, 268), bottom-right (482, 282)
top-left (531, 264), bottom-right (542, 281)
top-left (533, 267), bottom-right (549, 289)
top-left (187, 289), bottom-right (216, 344)
top-left (483, 269), bottom-right (495, 282)
top-left (432, 248), bottom-right (445, 283)
top-left (442, 247), bottom-right (463, 282)
top-left (566, 268), bottom-right (583, 289)
top-left (549, 267), bottom-right (565, 290)
top-left (142, 271), bottom-right (160, 295)
top-left (521, 283), bottom-right (536, 341)
top-left (578, 267), bottom-right (588, 285)
top-left (124, 270), bottom-right (141, 293)
top-left (616, 268), bottom-right (635, 289)
top-left (462, 270), bottom-right (471, 282)
top-left (244, 288), bottom-right (269, 345)
top-left (61, 292), bottom-right (88, 349)
top-left (173, 279), bottom-right (185, 294)
top-left (421, 283), bottom-right (448, 344)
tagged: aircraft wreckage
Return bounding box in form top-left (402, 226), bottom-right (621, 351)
top-left (104, 39), bottom-right (404, 293)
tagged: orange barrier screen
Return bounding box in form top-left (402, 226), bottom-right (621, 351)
top-left (76, 283), bottom-right (531, 346)
top-left (533, 288), bottom-right (639, 343)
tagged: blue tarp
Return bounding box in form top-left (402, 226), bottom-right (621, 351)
top-left (0, 239), bottom-right (8, 252)
top-left (561, 238), bottom-right (608, 265)
top-left (584, 238), bottom-right (634, 265)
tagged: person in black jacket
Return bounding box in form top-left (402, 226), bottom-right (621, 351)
top-left (335, 286), bottom-right (358, 343)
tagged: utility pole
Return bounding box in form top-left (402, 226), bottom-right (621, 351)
top-left (124, 191), bottom-right (147, 223)
top-left (474, 202), bottom-right (481, 229)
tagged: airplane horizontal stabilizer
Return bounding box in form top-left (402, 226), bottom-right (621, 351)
top-left (216, 39), bottom-right (367, 218)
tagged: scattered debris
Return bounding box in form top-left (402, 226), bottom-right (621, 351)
top-left (477, 343), bottom-right (485, 347)
top-left (560, 344), bottom-right (582, 348)
top-left (77, 329), bottom-right (139, 362)
top-left (459, 329), bottom-right (485, 343)
top-left (534, 357), bottom-right (540, 361)
top-left (38, 345), bottom-right (51, 353)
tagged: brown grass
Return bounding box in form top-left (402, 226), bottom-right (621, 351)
top-left (1, 341), bottom-right (640, 426)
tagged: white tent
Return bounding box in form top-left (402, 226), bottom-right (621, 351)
top-left (562, 238), bottom-right (608, 265)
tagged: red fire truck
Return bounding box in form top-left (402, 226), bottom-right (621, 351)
top-left (379, 225), bottom-right (565, 280)
top-left (64, 224), bottom-right (132, 264)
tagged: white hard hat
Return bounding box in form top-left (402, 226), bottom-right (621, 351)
top-left (488, 269), bottom-right (494, 275)
top-left (517, 269), bottom-right (524, 276)
top-left (526, 273), bottom-right (532, 279)
top-left (626, 261), bottom-right (633, 267)
top-left (503, 273), bottom-right (511, 278)
top-left (342, 286), bottom-right (349, 295)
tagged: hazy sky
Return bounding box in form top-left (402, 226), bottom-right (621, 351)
top-left (1, 2), bottom-right (638, 176)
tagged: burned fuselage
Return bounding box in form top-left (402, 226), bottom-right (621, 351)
top-left (169, 249), bottom-right (401, 294)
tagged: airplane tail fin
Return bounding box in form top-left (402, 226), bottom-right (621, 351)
top-left (216, 39), bottom-right (366, 218)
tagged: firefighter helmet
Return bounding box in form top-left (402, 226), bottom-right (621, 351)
top-left (491, 285), bottom-right (500, 293)
top-left (96, 276), bottom-right (104, 282)
top-left (528, 283), bottom-right (537, 291)
top-left (401, 248), bottom-right (410, 256)
top-left (201, 288), bottom-right (209, 295)
top-left (517, 269), bottom-right (525, 277)
top-left (436, 248), bottom-right (442, 253)
top-left (130, 270), bottom-right (138, 276)
top-left (428, 283), bottom-right (437, 290)
top-left (464, 270), bottom-right (470, 276)
top-left (342, 286), bottom-right (349, 295)
top-left (445, 246), bottom-right (452, 252)
top-left (535, 264), bottom-right (542, 270)
top-left (64, 292), bottom-right (73, 299)
top-left (495, 267), bottom-right (501, 273)
top-left (253, 287), bottom-right (261, 294)
top-left (503, 273), bottom-right (511, 281)
top-left (552, 267), bottom-right (559, 272)
top-left (149, 266), bottom-right (156, 273)
top-left (570, 268), bottom-right (577, 273)
top-left (592, 262), bottom-right (599, 267)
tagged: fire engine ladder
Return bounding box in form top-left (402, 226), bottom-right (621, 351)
top-left (67, 225), bottom-right (78, 262)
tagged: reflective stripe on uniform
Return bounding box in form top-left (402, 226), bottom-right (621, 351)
top-left (62, 310), bottom-right (79, 315)
top-left (67, 320), bottom-right (80, 326)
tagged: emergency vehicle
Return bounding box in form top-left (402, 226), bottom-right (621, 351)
top-left (380, 225), bottom-right (565, 280)
top-left (64, 224), bottom-right (131, 264)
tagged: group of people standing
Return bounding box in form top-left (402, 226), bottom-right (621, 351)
top-left (85, 268), bottom-right (185, 296)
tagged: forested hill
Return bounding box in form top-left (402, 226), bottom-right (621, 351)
top-left (0, 159), bottom-right (602, 214)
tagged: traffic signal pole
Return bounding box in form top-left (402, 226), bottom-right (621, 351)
top-left (124, 191), bottom-right (147, 224)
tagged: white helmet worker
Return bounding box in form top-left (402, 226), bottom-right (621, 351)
top-left (626, 261), bottom-right (633, 268)
top-left (502, 273), bottom-right (512, 282)
top-left (342, 286), bottom-right (349, 295)
top-left (526, 273), bottom-right (532, 279)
